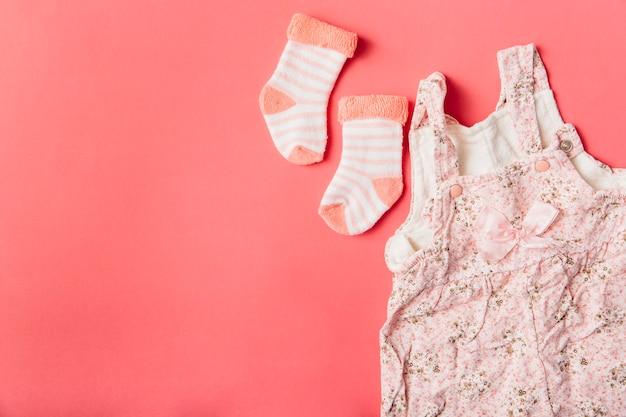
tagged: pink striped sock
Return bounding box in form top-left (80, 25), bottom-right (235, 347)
top-left (259, 14), bottom-right (357, 165)
top-left (319, 95), bottom-right (408, 235)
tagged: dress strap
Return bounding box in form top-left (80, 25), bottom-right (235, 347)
top-left (495, 44), bottom-right (550, 155)
top-left (410, 72), bottom-right (459, 183)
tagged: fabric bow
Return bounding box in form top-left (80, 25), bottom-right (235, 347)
top-left (475, 201), bottom-right (560, 261)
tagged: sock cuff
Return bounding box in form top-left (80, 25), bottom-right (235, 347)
top-left (287, 13), bottom-right (358, 58)
top-left (338, 95), bottom-right (409, 125)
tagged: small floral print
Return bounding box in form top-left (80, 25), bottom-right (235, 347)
top-left (454, 194), bottom-right (481, 228)
top-left (506, 386), bottom-right (539, 416)
top-left (386, 392), bottom-right (407, 415)
top-left (498, 162), bottom-right (526, 189)
top-left (540, 177), bottom-right (579, 205)
top-left (596, 306), bottom-right (625, 334)
top-left (490, 288), bottom-right (512, 311)
top-left (406, 350), bottom-right (442, 383)
top-left (607, 363), bottom-right (626, 389)
top-left (576, 400), bottom-right (608, 417)
top-left (458, 371), bottom-right (491, 399)
top-left (447, 319), bottom-right (482, 344)
top-left (561, 346), bottom-right (593, 375)
top-left (590, 195), bottom-right (622, 221)
top-left (582, 260), bottom-right (613, 283)
top-left (496, 336), bottom-right (528, 358)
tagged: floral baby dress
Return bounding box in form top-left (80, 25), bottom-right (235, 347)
top-left (382, 44), bottom-right (626, 416)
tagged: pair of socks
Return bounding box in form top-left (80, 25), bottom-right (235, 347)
top-left (259, 13), bottom-right (408, 235)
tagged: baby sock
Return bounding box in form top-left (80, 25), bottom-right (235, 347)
top-left (259, 14), bottom-right (357, 165)
top-left (319, 95), bottom-right (408, 235)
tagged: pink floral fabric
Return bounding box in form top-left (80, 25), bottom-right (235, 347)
top-left (381, 45), bottom-right (626, 416)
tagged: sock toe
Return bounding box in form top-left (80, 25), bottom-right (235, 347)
top-left (287, 146), bottom-right (324, 165)
top-left (318, 203), bottom-right (350, 235)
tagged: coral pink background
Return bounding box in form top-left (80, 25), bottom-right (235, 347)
top-left (0, 1), bottom-right (625, 416)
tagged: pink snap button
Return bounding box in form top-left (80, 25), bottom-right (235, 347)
top-left (535, 160), bottom-right (551, 172)
top-left (450, 184), bottom-right (463, 198)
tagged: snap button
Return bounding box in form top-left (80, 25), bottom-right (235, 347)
top-left (535, 160), bottom-right (550, 172)
top-left (560, 140), bottom-right (573, 153)
top-left (450, 184), bottom-right (463, 198)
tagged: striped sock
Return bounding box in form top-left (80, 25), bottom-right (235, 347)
top-left (259, 14), bottom-right (357, 165)
top-left (319, 95), bottom-right (408, 235)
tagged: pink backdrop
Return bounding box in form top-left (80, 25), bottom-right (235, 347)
top-left (1, 1), bottom-right (625, 416)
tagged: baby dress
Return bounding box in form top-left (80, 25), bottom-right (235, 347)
top-left (381, 44), bottom-right (626, 416)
